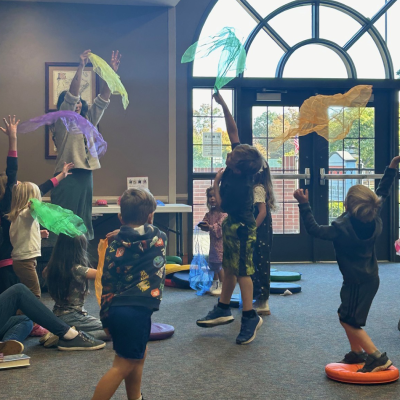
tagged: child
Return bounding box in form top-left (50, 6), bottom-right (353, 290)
top-left (199, 186), bottom-right (226, 295)
top-left (252, 161), bottom-right (276, 315)
top-left (92, 188), bottom-right (167, 400)
top-left (293, 155), bottom-right (400, 373)
top-left (45, 233), bottom-right (107, 342)
top-left (51, 49), bottom-right (122, 240)
top-left (196, 92), bottom-right (263, 345)
top-left (7, 159), bottom-right (73, 301)
top-left (0, 116), bottom-right (20, 295)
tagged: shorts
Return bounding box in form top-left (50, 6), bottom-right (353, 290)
top-left (222, 216), bottom-right (256, 277)
top-left (106, 305), bottom-right (153, 359)
top-left (208, 262), bottom-right (222, 273)
top-left (338, 277), bottom-right (379, 328)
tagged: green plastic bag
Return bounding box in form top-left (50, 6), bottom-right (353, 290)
top-left (89, 53), bottom-right (129, 110)
top-left (29, 199), bottom-right (87, 237)
top-left (181, 27), bottom-right (246, 92)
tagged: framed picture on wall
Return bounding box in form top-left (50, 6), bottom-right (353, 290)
top-left (45, 126), bottom-right (57, 160)
top-left (45, 62), bottom-right (99, 112)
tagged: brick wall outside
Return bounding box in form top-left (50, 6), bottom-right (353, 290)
top-left (193, 156), bottom-right (300, 235)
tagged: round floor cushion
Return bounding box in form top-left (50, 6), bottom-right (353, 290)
top-left (171, 271), bottom-right (192, 289)
top-left (325, 363), bottom-right (399, 384)
top-left (149, 323), bottom-right (175, 341)
top-left (270, 268), bottom-right (277, 272)
top-left (271, 271), bottom-right (301, 282)
top-left (270, 282), bottom-right (301, 294)
top-left (166, 256), bottom-right (182, 265)
top-left (164, 278), bottom-right (179, 288)
top-left (165, 264), bottom-right (190, 275)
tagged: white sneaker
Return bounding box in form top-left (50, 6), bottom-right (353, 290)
top-left (208, 281), bottom-right (219, 294)
top-left (254, 299), bottom-right (271, 315)
top-left (210, 281), bottom-right (222, 296)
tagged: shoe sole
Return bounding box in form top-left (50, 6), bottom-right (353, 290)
top-left (196, 316), bottom-right (234, 328)
top-left (237, 317), bottom-right (263, 345)
top-left (39, 332), bottom-right (52, 345)
top-left (57, 343), bottom-right (106, 351)
top-left (369, 360), bottom-right (393, 373)
top-left (0, 340), bottom-right (24, 356)
top-left (256, 309), bottom-right (271, 316)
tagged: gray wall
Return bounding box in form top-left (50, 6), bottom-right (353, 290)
top-left (0, 0), bottom-right (214, 255)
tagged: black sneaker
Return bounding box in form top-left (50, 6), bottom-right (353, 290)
top-left (338, 351), bottom-right (367, 364)
top-left (57, 331), bottom-right (106, 351)
top-left (357, 353), bottom-right (392, 373)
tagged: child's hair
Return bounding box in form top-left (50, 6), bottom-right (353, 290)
top-left (254, 161), bottom-right (277, 211)
top-left (206, 186), bottom-right (216, 210)
top-left (7, 182), bottom-right (41, 222)
top-left (46, 233), bottom-right (89, 302)
top-left (57, 90), bottom-right (89, 119)
top-left (120, 188), bottom-right (157, 225)
top-left (0, 173), bottom-right (7, 202)
top-left (345, 185), bottom-right (381, 223)
top-left (232, 144), bottom-right (263, 176)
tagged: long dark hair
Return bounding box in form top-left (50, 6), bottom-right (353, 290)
top-left (46, 233), bottom-right (89, 302)
top-left (254, 161), bottom-right (277, 211)
top-left (57, 90), bottom-right (89, 119)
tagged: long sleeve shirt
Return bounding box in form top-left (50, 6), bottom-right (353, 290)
top-left (202, 209), bottom-right (227, 263)
top-left (53, 91), bottom-right (109, 173)
top-left (298, 167), bottom-right (396, 283)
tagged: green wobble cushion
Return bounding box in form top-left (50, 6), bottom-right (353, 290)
top-left (270, 271), bottom-right (301, 282)
top-left (166, 256), bottom-right (183, 265)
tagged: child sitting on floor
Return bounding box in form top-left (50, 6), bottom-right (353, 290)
top-left (45, 233), bottom-right (108, 343)
top-left (92, 188), bottom-right (167, 400)
top-left (293, 155), bottom-right (400, 373)
top-left (199, 186), bottom-right (227, 296)
top-left (196, 91), bottom-right (263, 345)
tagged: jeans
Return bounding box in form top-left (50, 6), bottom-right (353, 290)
top-left (0, 284), bottom-right (70, 342)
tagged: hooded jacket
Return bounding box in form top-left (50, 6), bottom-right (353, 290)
top-left (298, 167), bottom-right (396, 284)
top-left (100, 224), bottom-right (167, 326)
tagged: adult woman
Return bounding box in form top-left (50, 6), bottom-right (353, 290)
top-left (51, 49), bottom-right (122, 240)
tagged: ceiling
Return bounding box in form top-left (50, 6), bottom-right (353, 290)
top-left (5, 0), bottom-right (181, 6)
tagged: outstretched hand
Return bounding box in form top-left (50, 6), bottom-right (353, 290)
top-left (110, 50), bottom-right (122, 72)
top-left (0, 115), bottom-right (20, 138)
top-left (79, 49), bottom-right (91, 67)
top-left (293, 188), bottom-right (309, 204)
top-left (212, 91), bottom-right (225, 106)
top-left (61, 162), bottom-right (74, 178)
top-left (389, 156), bottom-right (400, 169)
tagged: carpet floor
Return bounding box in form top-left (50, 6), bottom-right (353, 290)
top-left (2, 263), bottom-right (400, 399)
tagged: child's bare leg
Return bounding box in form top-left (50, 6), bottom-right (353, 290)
top-left (340, 321), bottom-right (377, 354)
top-left (125, 348), bottom-right (147, 400)
top-left (218, 269), bottom-right (225, 283)
top-left (219, 270), bottom-right (236, 304)
top-left (91, 355), bottom-right (139, 400)
top-left (238, 276), bottom-right (254, 311)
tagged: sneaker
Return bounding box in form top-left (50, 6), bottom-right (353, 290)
top-left (236, 314), bottom-right (263, 345)
top-left (338, 351), bottom-right (367, 364)
top-left (57, 331), bottom-right (106, 351)
top-left (29, 325), bottom-right (49, 337)
top-left (208, 281), bottom-right (219, 295)
top-left (0, 340), bottom-right (24, 356)
top-left (210, 282), bottom-right (222, 296)
top-left (196, 305), bottom-right (234, 328)
top-left (357, 353), bottom-right (392, 373)
top-left (42, 333), bottom-right (60, 348)
top-left (254, 299), bottom-right (271, 316)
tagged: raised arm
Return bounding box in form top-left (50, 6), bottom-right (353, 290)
top-left (213, 168), bottom-right (224, 209)
top-left (69, 50), bottom-right (91, 97)
top-left (294, 189), bottom-right (338, 241)
top-left (375, 156), bottom-right (400, 204)
top-left (213, 92), bottom-right (239, 144)
top-left (38, 162), bottom-right (74, 196)
top-left (99, 50), bottom-right (122, 102)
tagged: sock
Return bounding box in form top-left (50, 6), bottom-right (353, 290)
top-left (243, 309), bottom-right (257, 318)
top-left (355, 351), bottom-right (364, 355)
top-left (370, 350), bottom-right (382, 359)
top-left (218, 301), bottom-right (230, 310)
top-left (129, 396), bottom-right (142, 400)
top-left (63, 328), bottom-right (79, 340)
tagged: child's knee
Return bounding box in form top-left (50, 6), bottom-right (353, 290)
top-left (113, 355), bottom-right (144, 378)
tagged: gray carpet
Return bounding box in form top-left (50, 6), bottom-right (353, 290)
top-left (3, 263), bottom-right (400, 399)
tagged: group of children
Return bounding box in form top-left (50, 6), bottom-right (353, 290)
top-left (0, 50), bottom-right (399, 399)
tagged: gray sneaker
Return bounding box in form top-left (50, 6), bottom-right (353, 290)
top-left (57, 331), bottom-right (105, 351)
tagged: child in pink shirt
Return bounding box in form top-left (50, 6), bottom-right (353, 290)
top-left (199, 187), bottom-right (227, 296)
